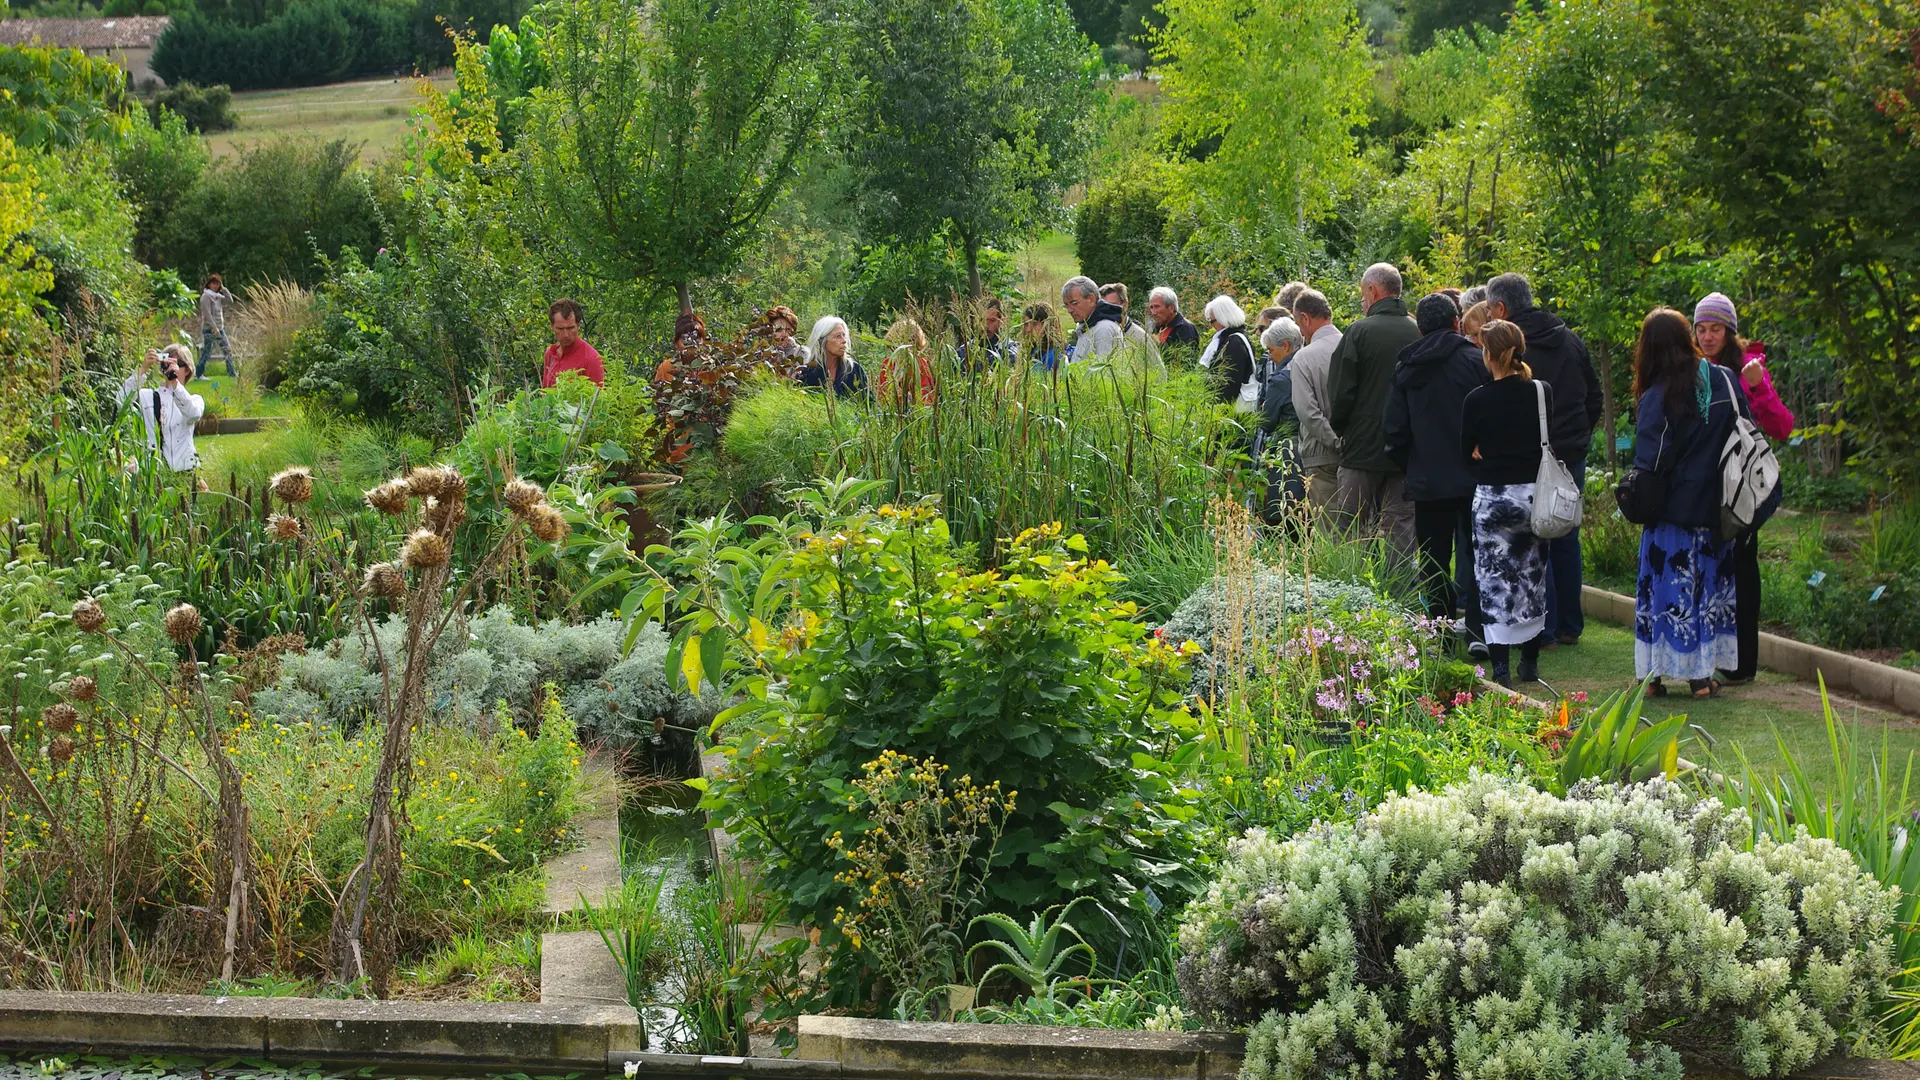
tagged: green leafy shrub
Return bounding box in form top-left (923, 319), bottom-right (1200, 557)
top-left (1074, 165), bottom-right (1173, 308)
top-left (1178, 774), bottom-right (1895, 1080)
top-left (839, 233), bottom-right (1019, 328)
top-left (147, 81), bottom-right (237, 133)
top-left (1158, 568), bottom-right (1393, 659)
top-left (706, 503), bottom-right (1204, 939)
top-left (702, 380), bottom-right (843, 513)
top-left (155, 136), bottom-right (384, 287)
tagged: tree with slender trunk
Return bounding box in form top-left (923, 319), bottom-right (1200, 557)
top-left (521, 0), bottom-right (830, 317)
top-left (845, 0), bottom-right (1100, 298)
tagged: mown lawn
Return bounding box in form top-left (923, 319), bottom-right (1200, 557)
top-left (1531, 620), bottom-right (1920, 801)
top-left (205, 75), bottom-right (455, 161)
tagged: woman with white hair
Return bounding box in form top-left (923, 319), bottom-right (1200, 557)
top-left (1200, 294), bottom-right (1257, 409)
top-left (1253, 316), bottom-right (1308, 521)
top-left (797, 315), bottom-right (868, 398)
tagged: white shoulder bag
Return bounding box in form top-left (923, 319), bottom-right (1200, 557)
top-left (1531, 380), bottom-right (1582, 539)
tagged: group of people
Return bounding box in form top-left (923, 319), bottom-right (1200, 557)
top-left (1221, 264), bottom-right (1790, 694)
top-left (533, 269), bottom-right (1795, 696)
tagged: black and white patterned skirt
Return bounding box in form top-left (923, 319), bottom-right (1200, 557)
top-left (1472, 483), bottom-right (1548, 646)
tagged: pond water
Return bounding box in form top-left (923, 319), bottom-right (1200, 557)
top-left (618, 777), bottom-right (711, 903)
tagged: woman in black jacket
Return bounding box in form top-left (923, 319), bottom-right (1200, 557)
top-left (1385, 293), bottom-right (1490, 648)
top-left (1628, 308), bottom-right (1749, 698)
top-left (1458, 319), bottom-right (1551, 687)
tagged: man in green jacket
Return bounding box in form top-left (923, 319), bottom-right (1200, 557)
top-left (1328, 262), bottom-right (1419, 558)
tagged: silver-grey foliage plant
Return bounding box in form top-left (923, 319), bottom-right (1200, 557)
top-left (252, 608), bottom-right (709, 748)
top-left (1178, 774), bottom-right (1894, 1080)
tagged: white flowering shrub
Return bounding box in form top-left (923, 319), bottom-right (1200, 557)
top-left (252, 608), bottom-right (711, 748)
top-left (1178, 774), bottom-right (1894, 1080)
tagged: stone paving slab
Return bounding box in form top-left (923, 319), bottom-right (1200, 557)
top-left (541, 929), bottom-right (632, 1008)
top-left (544, 754), bottom-right (623, 915)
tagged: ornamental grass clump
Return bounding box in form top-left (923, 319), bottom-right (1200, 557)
top-left (1178, 774), bottom-right (1895, 1080)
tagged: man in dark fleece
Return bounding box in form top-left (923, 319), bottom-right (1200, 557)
top-left (1485, 272), bottom-right (1603, 647)
top-left (1385, 292), bottom-right (1491, 652)
top-left (1329, 262), bottom-right (1420, 558)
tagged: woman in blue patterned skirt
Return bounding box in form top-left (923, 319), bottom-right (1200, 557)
top-left (1628, 308), bottom-right (1748, 698)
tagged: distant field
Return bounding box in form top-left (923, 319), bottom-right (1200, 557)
top-left (1013, 231), bottom-right (1080, 304)
top-left (204, 75), bottom-right (455, 161)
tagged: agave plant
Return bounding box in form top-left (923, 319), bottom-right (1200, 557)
top-left (967, 897), bottom-right (1108, 1003)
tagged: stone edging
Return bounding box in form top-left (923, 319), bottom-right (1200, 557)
top-left (794, 1016), bottom-right (1244, 1080)
top-left (1581, 585), bottom-right (1920, 715)
top-left (0, 991), bottom-right (639, 1069)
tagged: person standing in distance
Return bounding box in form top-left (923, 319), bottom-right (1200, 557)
top-left (1287, 288), bottom-right (1344, 514)
top-left (120, 344), bottom-right (206, 473)
top-left (542, 298), bottom-right (604, 387)
top-left (196, 274), bottom-right (238, 378)
top-left (1062, 276), bottom-right (1124, 364)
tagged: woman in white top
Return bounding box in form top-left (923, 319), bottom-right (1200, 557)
top-left (118, 344), bottom-right (206, 472)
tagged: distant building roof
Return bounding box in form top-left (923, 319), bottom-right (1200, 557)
top-left (0, 16), bottom-right (172, 50)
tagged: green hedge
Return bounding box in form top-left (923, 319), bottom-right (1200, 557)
top-left (150, 0), bottom-right (412, 91)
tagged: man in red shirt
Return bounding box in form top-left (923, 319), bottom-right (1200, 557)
top-left (541, 298), bottom-right (605, 387)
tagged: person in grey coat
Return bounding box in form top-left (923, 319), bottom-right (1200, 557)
top-left (196, 273), bottom-right (238, 378)
top-left (1287, 288), bottom-right (1343, 513)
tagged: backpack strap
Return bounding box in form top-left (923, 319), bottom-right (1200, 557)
top-left (150, 389), bottom-right (165, 455)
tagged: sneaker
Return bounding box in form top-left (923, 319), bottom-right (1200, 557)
top-left (1451, 617), bottom-right (1469, 635)
top-left (1468, 640), bottom-right (1489, 660)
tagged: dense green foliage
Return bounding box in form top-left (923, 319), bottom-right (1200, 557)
top-left (844, 0), bottom-right (1101, 296)
top-left (147, 81), bottom-right (238, 134)
top-left (1073, 165), bottom-right (1172, 310)
top-left (152, 0), bottom-right (412, 92)
top-left (704, 504), bottom-right (1205, 935)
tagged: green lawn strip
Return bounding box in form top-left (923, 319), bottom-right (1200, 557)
top-left (1011, 230), bottom-right (1078, 301)
top-left (204, 76), bottom-right (456, 162)
top-left (1529, 621), bottom-right (1920, 799)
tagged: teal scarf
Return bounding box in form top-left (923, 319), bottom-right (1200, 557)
top-left (1694, 358), bottom-right (1712, 415)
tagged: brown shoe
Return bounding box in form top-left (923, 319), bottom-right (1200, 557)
top-left (1555, 634), bottom-right (1580, 647)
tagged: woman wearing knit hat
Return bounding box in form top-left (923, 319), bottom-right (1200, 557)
top-left (1694, 292), bottom-right (1794, 686)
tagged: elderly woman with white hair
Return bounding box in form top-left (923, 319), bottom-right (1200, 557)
top-left (797, 315), bottom-right (868, 398)
top-left (1199, 294), bottom-right (1258, 409)
top-left (1252, 315), bottom-right (1308, 521)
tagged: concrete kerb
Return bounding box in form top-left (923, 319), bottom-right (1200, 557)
top-left (1580, 584), bottom-right (1920, 715)
top-left (796, 1016), bottom-right (1245, 1080)
top-left (0, 991), bottom-right (640, 1069)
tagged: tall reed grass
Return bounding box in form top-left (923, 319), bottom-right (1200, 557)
top-left (819, 297), bottom-right (1247, 584)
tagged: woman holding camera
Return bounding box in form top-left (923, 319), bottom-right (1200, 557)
top-left (118, 344), bottom-right (206, 473)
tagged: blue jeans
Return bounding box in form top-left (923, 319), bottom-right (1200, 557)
top-left (198, 327), bottom-right (236, 377)
top-left (1542, 454), bottom-right (1586, 641)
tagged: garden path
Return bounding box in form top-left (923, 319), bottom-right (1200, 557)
top-left (1527, 621), bottom-right (1920, 799)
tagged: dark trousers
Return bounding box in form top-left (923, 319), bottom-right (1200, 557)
top-left (1415, 497), bottom-right (1480, 640)
top-left (1542, 454), bottom-right (1587, 641)
top-left (1728, 532), bottom-right (1761, 680)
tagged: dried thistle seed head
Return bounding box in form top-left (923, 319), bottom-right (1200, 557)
top-left (269, 513), bottom-right (303, 541)
top-left (43, 703), bottom-right (79, 734)
top-left (65, 675), bottom-right (98, 703)
top-left (425, 494), bottom-right (466, 533)
top-left (362, 562), bottom-right (407, 599)
top-left (48, 736), bottom-right (76, 765)
top-left (366, 480), bottom-right (410, 516)
top-left (527, 504), bottom-right (569, 543)
top-left (502, 478), bottom-right (545, 517)
top-left (434, 467), bottom-right (468, 505)
top-left (164, 603), bottom-right (204, 645)
top-left (270, 466), bottom-right (314, 504)
top-left (71, 597), bottom-right (107, 634)
top-left (405, 465), bottom-right (449, 499)
top-left (401, 529), bottom-right (449, 569)
top-left (177, 659), bottom-right (200, 685)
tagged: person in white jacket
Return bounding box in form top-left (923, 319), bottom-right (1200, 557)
top-left (118, 345), bottom-right (205, 472)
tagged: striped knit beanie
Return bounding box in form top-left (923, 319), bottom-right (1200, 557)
top-left (1693, 292), bottom-right (1738, 333)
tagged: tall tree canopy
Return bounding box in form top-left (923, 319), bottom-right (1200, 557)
top-left (1153, 0), bottom-right (1373, 276)
top-left (845, 0), bottom-right (1102, 297)
top-left (523, 0), bottom-right (830, 314)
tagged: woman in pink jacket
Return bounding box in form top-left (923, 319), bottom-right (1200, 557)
top-left (1694, 292), bottom-right (1793, 686)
